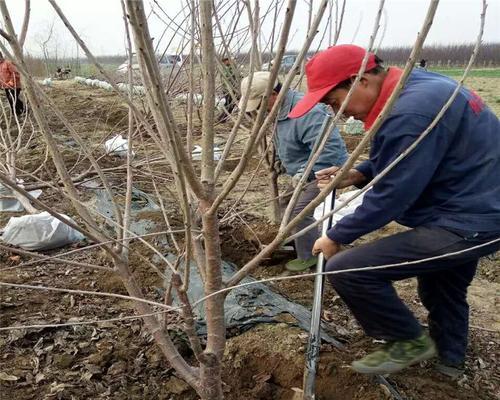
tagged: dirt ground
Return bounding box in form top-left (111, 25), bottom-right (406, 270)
top-left (1, 76), bottom-right (499, 400)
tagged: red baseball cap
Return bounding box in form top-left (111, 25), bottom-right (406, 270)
top-left (288, 44), bottom-right (377, 118)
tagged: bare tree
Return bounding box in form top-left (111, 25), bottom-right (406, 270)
top-left (18, 0), bottom-right (30, 49)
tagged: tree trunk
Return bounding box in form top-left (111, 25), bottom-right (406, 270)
top-left (199, 352), bottom-right (224, 400)
top-left (197, 200), bottom-right (225, 398)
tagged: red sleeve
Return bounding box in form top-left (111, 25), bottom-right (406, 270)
top-left (7, 62), bottom-right (20, 87)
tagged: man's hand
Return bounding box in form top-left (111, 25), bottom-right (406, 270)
top-left (315, 166), bottom-right (366, 190)
top-left (273, 159), bottom-right (286, 175)
top-left (312, 236), bottom-right (341, 259)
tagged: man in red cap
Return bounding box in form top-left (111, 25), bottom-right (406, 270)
top-left (289, 44), bottom-right (500, 376)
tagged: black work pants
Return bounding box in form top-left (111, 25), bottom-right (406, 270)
top-left (4, 88), bottom-right (24, 115)
top-left (217, 90), bottom-right (236, 122)
top-left (325, 225), bottom-right (500, 364)
top-left (223, 91), bottom-right (236, 114)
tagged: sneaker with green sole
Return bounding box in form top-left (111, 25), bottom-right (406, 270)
top-left (352, 334), bottom-right (436, 374)
top-left (285, 257), bottom-right (317, 272)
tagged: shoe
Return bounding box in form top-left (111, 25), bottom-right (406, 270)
top-left (285, 257), bottom-right (317, 272)
top-left (351, 333), bottom-right (436, 374)
top-left (435, 361), bottom-right (464, 379)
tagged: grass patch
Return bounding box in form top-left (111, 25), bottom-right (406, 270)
top-left (429, 68), bottom-right (500, 78)
top-left (75, 63), bottom-right (120, 77)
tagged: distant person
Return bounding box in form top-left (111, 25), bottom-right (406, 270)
top-left (419, 59), bottom-right (427, 69)
top-left (56, 66), bottom-right (71, 79)
top-left (0, 51), bottom-right (24, 116)
top-left (217, 56), bottom-right (239, 123)
top-left (63, 66), bottom-right (72, 78)
top-left (289, 44), bottom-right (500, 377)
top-left (240, 71), bottom-right (348, 271)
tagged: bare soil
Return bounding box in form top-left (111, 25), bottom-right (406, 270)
top-left (1, 78), bottom-right (499, 400)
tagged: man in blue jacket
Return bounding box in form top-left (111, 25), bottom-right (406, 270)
top-left (289, 45), bottom-right (500, 376)
top-left (240, 71), bottom-right (348, 271)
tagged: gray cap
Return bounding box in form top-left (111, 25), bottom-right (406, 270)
top-left (239, 71), bottom-right (276, 112)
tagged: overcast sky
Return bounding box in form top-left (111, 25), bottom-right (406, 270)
top-left (2, 0), bottom-right (499, 58)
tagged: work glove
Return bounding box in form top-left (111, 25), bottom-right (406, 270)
top-left (273, 159), bottom-right (286, 175)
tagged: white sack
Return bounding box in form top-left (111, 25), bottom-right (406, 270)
top-left (314, 189), bottom-right (367, 226)
top-left (344, 116), bottom-right (364, 135)
top-left (0, 189), bottom-right (42, 212)
top-left (1, 212), bottom-right (84, 250)
top-left (213, 146), bottom-right (222, 161)
top-left (133, 85), bottom-right (145, 95)
top-left (191, 145), bottom-right (202, 160)
top-left (192, 145), bottom-right (222, 161)
top-left (104, 134), bottom-right (129, 157)
top-left (0, 182), bottom-right (42, 212)
top-left (215, 96), bottom-right (226, 110)
top-left (193, 94), bottom-right (203, 105)
top-left (175, 93), bottom-right (203, 105)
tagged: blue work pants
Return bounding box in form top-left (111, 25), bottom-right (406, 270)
top-left (325, 226), bottom-right (500, 364)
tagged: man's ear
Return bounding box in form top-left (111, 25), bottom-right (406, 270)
top-left (358, 74), bottom-right (372, 88)
top-left (349, 73), bottom-right (371, 87)
top-left (268, 91), bottom-right (278, 106)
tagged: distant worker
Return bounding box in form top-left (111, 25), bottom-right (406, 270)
top-left (0, 51), bottom-right (25, 116)
top-left (289, 44), bottom-right (500, 377)
top-left (217, 56), bottom-right (238, 123)
top-left (55, 66), bottom-right (71, 79)
top-left (240, 71), bottom-right (348, 271)
top-left (63, 65), bottom-right (72, 78)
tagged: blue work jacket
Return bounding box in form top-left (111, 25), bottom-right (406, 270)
top-left (328, 69), bottom-right (500, 244)
top-left (275, 90), bottom-right (348, 180)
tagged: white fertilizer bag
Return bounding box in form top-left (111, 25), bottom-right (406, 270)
top-left (215, 96), bottom-right (226, 110)
top-left (191, 145), bottom-right (202, 160)
top-left (1, 212), bottom-right (84, 250)
top-left (133, 85), bottom-right (146, 95)
top-left (214, 146), bottom-right (222, 161)
top-left (104, 134), bottom-right (129, 157)
top-left (344, 116), bottom-right (364, 135)
top-left (193, 93), bottom-right (203, 105)
top-left (174, 93), bottom-right (188, 103)
top-left (0, 184), bottom-right (42, 212)
top-left (174, 93), bottom-right (203, 105)
top-left (314, 189), bottom-right (367, 226)
top-left (192, 145), bottom-right (222, 161)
